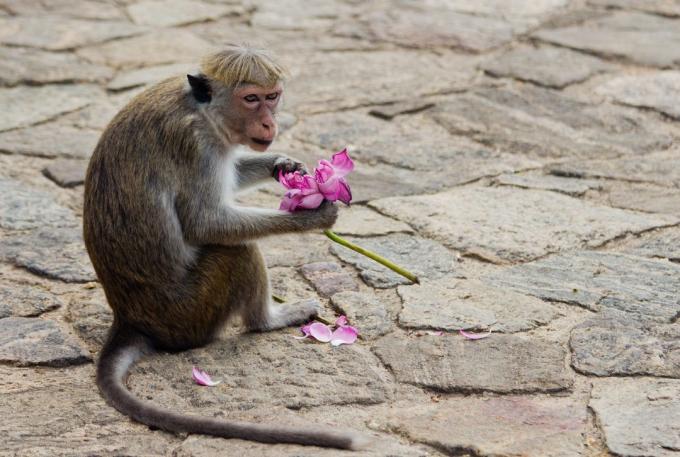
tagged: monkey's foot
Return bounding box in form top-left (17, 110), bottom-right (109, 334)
top-left (255, 298), bottom-right (322, 331)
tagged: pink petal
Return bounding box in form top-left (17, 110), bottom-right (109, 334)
top-left (309, 322), bottom-right (332, 342)
top-left (315, 160), bottom-right (334, 183)
top-left (335, 315), bottom-right (348, 327)
top-left (335, 179), bottom-right (352, 205)
top-left (297, 192), bottom-right (325, 209)
top-left (192, 366), bottom-right (221, 387)
top-left (293, 322), bottom-right (313, 339)
top-left (279, 190), bottom-right (301, 212)
top-left (330, 148), bottom-right (354, 177)
top-left (330, 325), bottom-right (358, 346)
top-left (317, 176), bottom-right (341, 201)
top-left (459, 329), bottom-right (491, 340)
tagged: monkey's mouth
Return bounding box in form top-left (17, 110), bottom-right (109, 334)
top-left (251, 138), bottom-right (273, 147)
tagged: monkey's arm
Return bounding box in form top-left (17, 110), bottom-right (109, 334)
top-left (235, 153), bottom-right (307, 190)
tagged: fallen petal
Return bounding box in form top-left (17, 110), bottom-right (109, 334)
top-left (459, 329), bottom-right (491, 340)
top-left (309, 322), bottom-right (332, 342)
top-left (192, 366), bottom-right (221, 386)
top-left (335, 315), bottom-right (348, 327)
top-left (330, 325), bottom-right (358, 346)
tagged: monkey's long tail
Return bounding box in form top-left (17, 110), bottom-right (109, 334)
top-left (97, 326), bottom-right (369, 450)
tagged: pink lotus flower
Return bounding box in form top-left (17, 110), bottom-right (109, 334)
top-left (279, 148), bottom-right (353, 211)
top-left (192, 366), bottom-right (221, 386)
top-left (295, 315), bottom-right (358, 346)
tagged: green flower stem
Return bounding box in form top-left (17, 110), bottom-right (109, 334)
top-left (323, 229), bottom-right (420, 284)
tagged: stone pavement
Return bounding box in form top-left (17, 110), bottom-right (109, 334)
top-left (1, 1), bottom-right (679, 456)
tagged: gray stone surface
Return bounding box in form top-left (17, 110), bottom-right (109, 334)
top-left (625, 228), bottom-right (680, 262)
top-left (0, 121), bottom-right (99, 159)
top-left (0, 286), bottom-right (63, 319)
top-left (1, 228), bottom-right (97, 283)
top-left (591, 378), bottom-right (680, 457)
top-left (534, 12), bottom-right (680, 67)
top-left (596, 71), bottom-right (680, 119)
top-left (127, 0), bottom-right (235, 27)
top-left (368, 100), bottom-right (435, 120)
top-left (330, 234), bottom-right (456, 288)
top-left (483, 45), bottom-right (611, 88)
top-left (385, 394), bottom-right (588, 457)
top-left (486, 251), bottom-right (680, 322)
top-left (333, 205), bottom-right (413, 237)
top-left (371, 187), bottom-right (677, 263)
top-left (107, 62), bottom-right (195, 91)
top-left (589, 0), bottom-right (680, 16)
top-left (330, 291), bottom-right (392, 339)
top-left (607, 184), bottom-right (680, 216)
top-left (570, 314), bottom-right (680, 377)
top-left (373, 333), bottom-right (572, 393)
top-left (0, 178), bottom-right (77, 230)
top-left (300, 262), bottom-right (360, 298)
top-left (0, 317), bottom-right (90, 367)
top-left (42, 159), bottom-right (88, 188)
top-left (65, 290), bottom-right (112, 348)
top-left (398, 279), bottom-right (559, 333)
top-left (495, 172), bottom-right (601, 196)
top-left (0, 84), bottom-right (102, 132)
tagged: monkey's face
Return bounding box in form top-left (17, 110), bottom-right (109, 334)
top-left (228, 83), bottom-right (282, 152)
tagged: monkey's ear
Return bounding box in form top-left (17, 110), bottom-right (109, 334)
top-left (187, 74), bottom-right (212, 104)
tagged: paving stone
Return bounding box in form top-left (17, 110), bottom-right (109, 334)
top-left (1, 0), bottom-right (127, 20)
top-left (373, 333), bottom-right (572, 393)
top-left (261, 232), bottom-right (333, 268)
top-left (268, 266), bottom-right (319, 306)
top-left (0, 286), bottom-right (63, 319)
top-left (596, 71), bottom-right (680, 119)
top-left (482, 45), bottom-right (611, 88)
top-left (398, 279), bottom-right (559, 333)
top-left (330, 234), bottom-right (456, 288)
top-left (250, 0), bottom-right (354, 31)
top-left (0, 121), bottom-right (99, 159)
top-left (129, 332), bottom-right (391, 411)
top-left (591, 378), bottom-right (680, 457)
top-left (551, 148), bottom-right (680, 186)
top-left (0, 84), bottom-right (102, 132)
top-left (534, 12), bottom-right (680, 67)
top-left (385, 393), bottom-right (587, 457)
top-left (368, 100), bottom-right (435, 120)
top-left (333, 205), bottom-right (413, 237)
top-left (77, 29), bottom-right (213, 69)
top-left (107, 62), bottom-right (195, 91)
top-left (0, 46), bottom-right (113, 86)
top-left (1, 228), bottom-right (97, 283)
top-left (61, 92), bottom-right (133, 130)
top-left (127, 0), bottom-right (236, 27)
top-left (486, 251), bottom-right (680, 322)
top-left (0, 317), bottom-right (90, 367)
top-left (624, 228), bottom-right (680, 262)
top-left (42, 159), bottom-right (88, 188)
top-left (588, 0), bottom-right (680, 17)
top-left (371, 187), bottom-right (677, 263)
top-left (0, 16), bottom-right (145, 51)
top-left (300, 262), bottom-right (360, 298)
top-left (607, 184), bottom-right (680, 216)
top-left (570, 314), bottom-right (680, 377)
top-left (330, 291), bottom-right (392, 339)
top-left (495, 172), bottom-right (601, 196)
top-left (0, 178), bottom-right (77, 230)
top-left (66, 290), bottom-right (112, 348)
top-left (428, 85), bottom-right (673, 161)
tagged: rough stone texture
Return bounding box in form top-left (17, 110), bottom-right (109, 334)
top-left (0, 0), bottom-right (126, 20)
top-left (495, 172), bottom-right (601, 196)
top-left (607, 183), bottom-right (680, 216)
top-left (385, 394), bottom-right (588, 457)
top-left (65, 289), bottom-right (112, 348)
top-left (330, 291), bottom-right (392, 339)
top-left (427, 85), bottom-right (673, 161)
top-left (0, 84), bottom-right (102, 132)
top-left (368, 100), bottom-right (435, 120)
top-left (333, 205), bottom-right (413, 237)
top-left (107, 62), bottom-right (195, 91)
top-left (42, 159), bottom-right (88, 188)
top-left (0, 121), bottom-right (99, 159)
top-left (534, 12), bottom-right (680, 67)
top-left (591, 378), bottom-right (680, 457)
top-left (299, 262), bottom-right (360, 298)
top-left (0, 178), bottom-right (77, 230)
top-left (261, 232), bottom-right (332, 268)
top-left (570, 314), bottom-right (680, 377)
top-left (0, 317), bottom-right (90, 367)
top-left (625, 228), bottom-right (680, 262)
top-left (596, 71), bottom-right (680, 119)
top-left (1, 228), bottom-right (97, 283)
top-left (0, 16), bottom-right (145, 51)
top-left (374, 333), bottom-right (572, 393)
top-left (372, 187), bottom-right (677, 263)
top-left (0, 286), bottom-right (63, 319)
top-left (398, 279), bottom-right (559, 333)
top-left (249, 0), bottom-right (354, 31)
top-left (127, 0), bottom-right (234, 27)
top-left (483, 45), bottom-right (611, 88)
top-left (486, 251), bottom-right (680, 322)
top-left (330, 234), bottom-right (457, 288)
top-left (589, 0), bottom-right (680, 16)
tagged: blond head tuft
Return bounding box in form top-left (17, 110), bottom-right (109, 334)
top-left (201, 44), bottom-right (288, 88)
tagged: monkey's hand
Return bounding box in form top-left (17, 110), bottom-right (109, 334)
top-left (298, 200), bottom-right (338, 230)
top-left (272, 156), bottom-right (308, 180)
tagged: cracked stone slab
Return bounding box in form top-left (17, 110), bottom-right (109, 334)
top-left (330, 234), bottom-right (456, 288)
top-left (0, 286), bottom-right (63, 319)
top-left (299, 262), bottom-right (360, 298)
top-left (330, 291), bottom-right (391, 339)
top-left (398, 279), bottom-right (559, 333)
top-left (250, 0), bottom-right (355, 31)
top-left (624, 228), bottom-right (680, 262)
top-left (0, 84), bottom-right (102, 132)
top-left (368, 100), bottom-right (435, 120)
top-left (0, 317), bottom-right (90, 367)
top-left (0, 121), bottom-right (100, 159)
top-left (482, 45), bottom-right (611, 88)
top-left (0, 178), bottom-right (77, 230)
top-left (596, 71), bottom-right (680, 119)
top-left (42, 159), bottom-right (88, 188)
top-left (384, 393), bottom-right (587, 457)
top-left (589, 0), bottom-right (680, 16)
top-left (333, 205), bottom-right (413, 237)
top-left (1, 228), bottom-right (97, 283)
top-left (129, 332), bottom-right (391, 412)
top-left (373, 333), bottom-right (572, 393)
top-left (127, 0), bottom-right (236, 27)
top-left (371, 187), bottom-right (677, 263)
top-left (486, 251), bottom-right (680, 322)
top-left (591, 378), bottom-right (680, 457)
top-left (428, 85), bottom-right (673, 161)
top-left (571, 314), bottom-right (680, 377)
top-left (0, 16), bottom-right (145, 51)
top-left (2, 0), bottom-right (127, 20)
top-left (534, 11), bottom-right (680, 67)
top-left (606, 183), bottom-right (680, 216)
top-left (0, 46), bottom-right (113, 86)
top-left (495, 172), bottom-right (601, 196)
top-left (107, 62), bottom-right (195, 91)
top-left (66, 289), bottom-right (112, 348)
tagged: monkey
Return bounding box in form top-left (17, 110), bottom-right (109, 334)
top-left (83, 44), bottom-right (367, 450)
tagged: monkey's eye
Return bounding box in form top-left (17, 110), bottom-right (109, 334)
top-left (243, 94), bottom-right (259, 103)
top-left (265, 93), bottom-right (279, 101)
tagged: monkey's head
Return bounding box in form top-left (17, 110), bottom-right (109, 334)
top-left (188, 44), bottom-right (289, 152)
